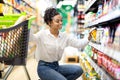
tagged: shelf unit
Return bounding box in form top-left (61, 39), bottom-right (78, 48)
top-left (83, 0), bottom-right (120, 79)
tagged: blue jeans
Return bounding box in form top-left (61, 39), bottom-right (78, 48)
top-left (37, 60), bottom-right (83, 80)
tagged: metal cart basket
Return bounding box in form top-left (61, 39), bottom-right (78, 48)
top-left (0, 20), bottom-right (31, 80)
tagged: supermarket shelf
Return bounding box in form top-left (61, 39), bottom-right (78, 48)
top-left (86, 55), bottom-right (113, 80)
top-left (84, 0), bottom-right (98, 14)
top-left (22, 0), bottom-right (36, 9)
top-left (89, 42), bottom-right (120, 63)
top-left (87, 9), bottom-right (120, 27)
top-left (4, 0), bottom-right (35, 10)
top-left (4, 1), bottom-right (21, 13)
top-left (4, 0), bottom-right (36, 12)
top-left (4, 1), bottom-right (35, 15)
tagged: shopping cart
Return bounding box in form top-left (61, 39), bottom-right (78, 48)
top-left (0, 15), bottom-right (35, 80)
top-left (0, 20), bottom-right (29, 64)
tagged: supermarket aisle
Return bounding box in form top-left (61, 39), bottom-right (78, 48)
top-left (0, 0), bottom-right (119, 79)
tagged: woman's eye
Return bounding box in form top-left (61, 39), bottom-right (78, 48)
top-left (56, 20), bottom-right (59, 23)
top-left (53, 19), bottom-right (62, 23)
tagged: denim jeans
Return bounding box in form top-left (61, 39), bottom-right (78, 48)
top-left (37, 60), bottom-right (83, 80)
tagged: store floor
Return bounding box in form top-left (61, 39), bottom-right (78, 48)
top-left (6, 56), bottom-right (83, 80)
top-left (7, 56), bottom-right (39, 80)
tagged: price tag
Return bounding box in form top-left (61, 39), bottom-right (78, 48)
top-left (91, 42), bottom-right (94, 47)
top-left (93, 63), bottom-right (96, 68)
top-left (100, 46), bottom-right (104, 52)
top-left (91, 59), bottom-right (95, 66)
top-left (98, 70), bottom-right (102, 76)
top-left (104, 47), bottom-right (108, 54)
top-left (114, 51), bottom-right (120, 63)
top-left (96, 66), bottom-right (99, 73)
top-left (102, 73), bottom-right (108, 80)
top-left (97, 44), bottom-right (100, 50)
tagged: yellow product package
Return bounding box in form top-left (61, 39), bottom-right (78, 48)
top-left (90, 27), bottom-right (97, 41)
top-left (0, 3), bottom-right (3, 13)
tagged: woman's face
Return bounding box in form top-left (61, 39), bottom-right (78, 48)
top-left (50, 14), bottom-right (62, 31)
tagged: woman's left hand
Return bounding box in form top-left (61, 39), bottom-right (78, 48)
top-left (88, 33), bottom-right (92, 41)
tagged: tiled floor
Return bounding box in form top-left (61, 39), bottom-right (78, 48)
top-left (7, 56), bottom-right (39, 80)
top-left (5, 56), bottom-right (83, 80)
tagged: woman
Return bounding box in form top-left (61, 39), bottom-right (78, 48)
top-left (30, 7), bottom-right (91, 80)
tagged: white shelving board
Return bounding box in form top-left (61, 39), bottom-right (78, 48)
top-left (84, 0), bottom-right (97, 14)
top-left (86, 55), bottom-right (113, 80)
top-left (86, 9), bottom-right (120, 27)
top-left (89, 42), bottom-right (120, 63)
top-left (23, 0), bottom-right (36, 9)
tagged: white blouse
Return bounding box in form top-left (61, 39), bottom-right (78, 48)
top-left (30, 29), bottom-right (89, 62)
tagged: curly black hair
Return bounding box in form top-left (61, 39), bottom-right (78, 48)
top-left (44, 7), bottom-right (59, 25)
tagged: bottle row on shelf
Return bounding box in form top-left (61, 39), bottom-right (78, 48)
top-left (85, 9), bottom-right (120, 27)
top-left (84, 0), bottom-right (120, 27)
top-left (90, 22), bottom-right (120, 52)
top-left (79, 52), bottom-right (101, 80)
top-left (0, 0), bottom-right (36, 15)
top-left (85, 53), bottom-right (112, 80)
top-left (89, 42), bottom-right (120, 63)
top-left (0, 0), bottom-right (39, 33)
top-left (84, 45), bottom-right (120, 80)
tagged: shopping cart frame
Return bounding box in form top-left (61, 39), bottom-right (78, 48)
top-left (0, 20), bottom-right (31, 80)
